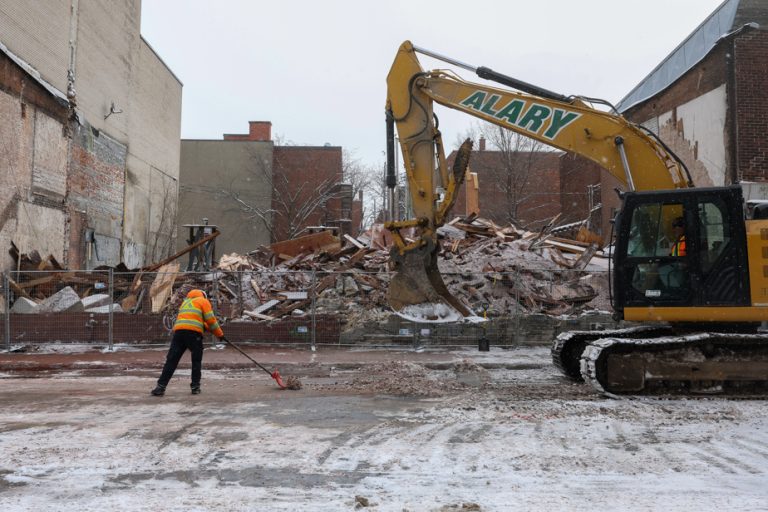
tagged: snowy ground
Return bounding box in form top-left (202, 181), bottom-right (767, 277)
top-left (1, 346), bottom-right (767, 511)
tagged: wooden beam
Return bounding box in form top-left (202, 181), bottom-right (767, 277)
top-left (142, 230), bottom-right (220, 272)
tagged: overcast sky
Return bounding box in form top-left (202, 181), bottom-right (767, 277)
top-left (141, 0), bottom-right (726, 170)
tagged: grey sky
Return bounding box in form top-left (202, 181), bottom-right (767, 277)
top-left (141, 0), bottom-right (726, 170)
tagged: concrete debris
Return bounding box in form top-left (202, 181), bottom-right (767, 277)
top-left (80, 293), bottom-right (111, 310)
top-left (37, 286), bottom-right (84, 313)
top-left (10, 296), bottom-right (38, 314)
top-left (85, 304), bottom-right (123, 314)
top-left (349, 360), bottom-right (466, 397)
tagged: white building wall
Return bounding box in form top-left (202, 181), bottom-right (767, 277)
top-left (648, 85), bottom-right (728, 187)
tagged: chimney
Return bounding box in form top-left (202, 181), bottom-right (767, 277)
top-left (479, 137), bottom-right (486, 151)
top-left (249, 121), bottom-right (272, 141)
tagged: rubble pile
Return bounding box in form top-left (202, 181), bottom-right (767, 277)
top-left (5, 215), bottom-right (611, 324)
top-left (349, 360), bottom-right (461, 397)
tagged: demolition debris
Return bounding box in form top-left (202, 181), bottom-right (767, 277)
top-left (5, 216), bottom-right (610, 336)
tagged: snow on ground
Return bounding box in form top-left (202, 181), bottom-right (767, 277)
top-left (1, 346), bottom-right (767, 511)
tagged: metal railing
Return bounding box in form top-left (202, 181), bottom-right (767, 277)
top-left (0, 268), bottom-right (614, 351)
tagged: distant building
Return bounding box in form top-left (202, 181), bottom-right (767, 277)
top-left (178, 121), bottom-right (361, 256)
top-left (561, 0), bottom-right (768, 236)
top-left (449, 137), bottom-right (562, 230)
top-left (0, 2), bottom-right (182, 270)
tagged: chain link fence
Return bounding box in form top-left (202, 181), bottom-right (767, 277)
top-left (0, 268), bottom-right (616, 352)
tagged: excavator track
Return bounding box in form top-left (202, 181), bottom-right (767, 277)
top-left (581, 332), bottom-right (768, 395)
top-left (551, 325), bottom-right (673, 381)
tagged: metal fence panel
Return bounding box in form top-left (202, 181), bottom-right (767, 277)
top-left (1, 267), bottom-right (614, 350)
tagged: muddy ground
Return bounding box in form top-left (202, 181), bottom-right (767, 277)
top-left (1, 344), bottom-right (767, 511)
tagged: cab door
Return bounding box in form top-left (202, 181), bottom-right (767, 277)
top-left (612, 187), bottom-right (750, 313)
top-left (615, 196), bottom-right (693, 308)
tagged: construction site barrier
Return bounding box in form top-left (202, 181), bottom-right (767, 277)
top-left (0, 268), bottom-right (614, 352)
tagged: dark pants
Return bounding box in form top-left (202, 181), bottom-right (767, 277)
top-left (157, 329), bottom-right (204, 388)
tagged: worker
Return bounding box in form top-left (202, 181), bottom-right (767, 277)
top-left (151, 289), bottom-right (224, 396)
top-left (670, 216), bottom-right (686, 256)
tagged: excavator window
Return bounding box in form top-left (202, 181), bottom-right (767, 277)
top-left (698, 200), bottom-right (730, 274)
top-left (627, 203), bottom-right (688, 300)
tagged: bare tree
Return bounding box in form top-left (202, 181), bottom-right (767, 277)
top-left (456, 122), bottom-right (551, 227)
top-left (147, 175), bottom-right (178, 264)
top-left (222, 151), bottom-right (275, 239)
top-left (485, 124), bottom-right (547, 224)
top-left (341, 149), bottom-right (387, 231)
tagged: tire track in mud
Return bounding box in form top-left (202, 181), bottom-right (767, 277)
top-left (730, 436), bottom-right (768, 460)
top-left (684, 443), bottom-right (764, 475)
top-left (315, 417), bottom-right (497, 478)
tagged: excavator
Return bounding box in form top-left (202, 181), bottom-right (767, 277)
top-left (384, 40), bottom-right (768, 395)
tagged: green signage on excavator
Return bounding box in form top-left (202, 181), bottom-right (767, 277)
top-left (460, 91), bottom-right (580, 140)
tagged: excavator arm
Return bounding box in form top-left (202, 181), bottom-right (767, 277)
top-left (384, 40), bottom-right (690, 316)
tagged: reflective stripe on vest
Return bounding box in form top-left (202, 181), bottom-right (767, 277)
top-left (174, 298), bottom-right (204, 331)
top-left (671, 236), bottom-right (686, 256)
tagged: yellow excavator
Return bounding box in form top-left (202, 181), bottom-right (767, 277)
top-left (385, 40), bottom-right (768, 395)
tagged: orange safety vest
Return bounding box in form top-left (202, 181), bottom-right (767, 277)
top-left (671, 235), bottom-right (686, 257)
top-left (173, 291), bottom-right (223, 338)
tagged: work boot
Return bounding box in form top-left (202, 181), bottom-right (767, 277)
top-left (150, 384), bottom-right (166, 396)
top-left (191, 385), bottom-right (201, 395)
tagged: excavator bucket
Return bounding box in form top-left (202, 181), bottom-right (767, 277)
top-left (388, 239), bottom-right (471, 317)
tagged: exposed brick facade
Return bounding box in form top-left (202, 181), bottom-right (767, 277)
top-left (734, 29), bottom-right (768, 182)
top-left (0, 46), bottom-right (129, 269)
top-left (0, 51), bottom-right (68, 121)
top-left (272, 145), bottom-right (345, 241)
top-left (68, 123), bottom-right (127, 266)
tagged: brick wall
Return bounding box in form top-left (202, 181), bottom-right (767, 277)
top-left (68, 122), bottom-right (127, 268)
top-left (0, 50), bottom-right (70, 269)
top-left (734, 29), bottom-right (768, 182)
top-left (271, 146), bottom-right (345, 241)
top-left (452, 150), bottom-right (561, 229)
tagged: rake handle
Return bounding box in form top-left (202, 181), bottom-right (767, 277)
top-left (221, 337), bottom-right (273, 376)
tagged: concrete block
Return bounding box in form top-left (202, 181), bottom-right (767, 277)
top-left (336, 276), bottom-right (358, 296)
top-left (10, 297), bottom-right (39, 314)
top-left (81, 294), bottom-right (111, 310)
top-left (37, 286), bottom-right (84, 313)
top-left (86, 304), bottom-right (123, 314)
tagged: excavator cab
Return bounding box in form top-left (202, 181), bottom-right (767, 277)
top-left (613, 186), bottom-right (751, 321)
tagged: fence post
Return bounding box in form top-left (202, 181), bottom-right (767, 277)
top-left (310, 270), bottom-right (317, 351)
top-left (236, 270), bottom-right (243, 318)
top-left (4, 271), bottom-right (9, 351)
top-left (514, 269), bottom-right (521, 344)
top-left (212, 271), bottom-right (220, 347)
top-left (108, 268), bottom-right (114, 351)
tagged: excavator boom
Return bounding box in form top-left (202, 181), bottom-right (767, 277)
top-left (384, 40), bottom-right (688, 317)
